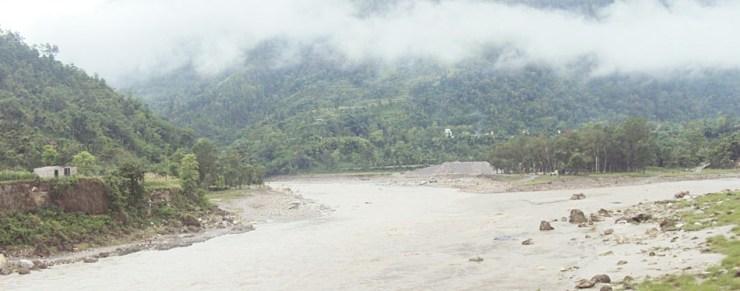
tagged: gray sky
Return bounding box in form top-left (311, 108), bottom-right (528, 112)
top-left (2, 0), bottom-right (739, 85)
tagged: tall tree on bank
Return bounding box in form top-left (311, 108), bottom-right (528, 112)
top-left (192, 138), bottom-right (218, 187)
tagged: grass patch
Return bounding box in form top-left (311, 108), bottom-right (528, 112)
top-left (206, 189), bottom-right (252, 200)
top-left (143, 175), bottom-right (181, 191)
top-left (638, 190), bottom-right (740, 290)
top-left (675, 190), bottom-right (739, 231)
top-left (0, 169), bottom-right (37, 182)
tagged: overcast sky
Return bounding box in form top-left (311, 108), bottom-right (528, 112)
top-left (1, 0), bottom-right (739, 85)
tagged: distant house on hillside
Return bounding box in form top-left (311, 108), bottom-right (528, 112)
top-left (33, 166), bottom-right (77, 178)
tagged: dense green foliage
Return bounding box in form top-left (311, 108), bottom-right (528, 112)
top-left (0, 207), bottom-right (119, 253)
top-left (0, 169), bottom-right (37, 182)
top-left (0, 30), bottom-right (193, 170)
top-left (489, 116), bottom-right (738, 174)
top-left (129, 40), bottom-right (739, 174)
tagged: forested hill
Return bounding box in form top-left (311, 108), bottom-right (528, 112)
top-left (127, 40), bottom-right (739, 174)
top-left (0, 30), bottom-right (192, 170)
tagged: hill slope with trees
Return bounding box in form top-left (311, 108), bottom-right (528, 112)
top-left (128, 41), bottom-right (739, 174)
top-left (0, 30), bottom-right (193, 170)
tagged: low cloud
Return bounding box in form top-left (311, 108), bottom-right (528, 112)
top-left (10, 0), bottom-right (740, 84)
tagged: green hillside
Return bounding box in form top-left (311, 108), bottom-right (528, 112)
top-left (0, 30), bottom-right (192, 170)
top-left (128, 41), bottom-right (739, 174)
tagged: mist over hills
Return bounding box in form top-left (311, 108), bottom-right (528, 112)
top-left (127, 39), bottom-right (739, 174)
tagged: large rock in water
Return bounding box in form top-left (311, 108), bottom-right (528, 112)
top-left (539, 220), bottom-right (555, 231)
top-left (569, 209), bottom-right (588, 224)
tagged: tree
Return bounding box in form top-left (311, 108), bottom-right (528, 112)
top-left (192, 138), bottom-right (218, 186)
top-left (117, 161), bottom-right (146, 209)
top-left (617, 117), bottom-right (653, 172)
top-left (179, 154), bottom-right (200, 201)
top-left (72, 151), bottom-right (98, 175)
top-left (41, 145), bottom-right (58, 165)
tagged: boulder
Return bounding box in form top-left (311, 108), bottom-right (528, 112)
top-left (617, 260), bottom-right (628, 265)
top-left (600, 286), bottom-right (613, 291)
top-left (674, 191), bottom-right (690, 199)
top-left (19, 259), bottom-right (34, 269)
top-left (521, 239), bottom-right (534, 245)
top-left (18, 267), bottom-right (31, 275)
top-left (179, 214), bottom-right (201, 227)
top-left (83, 257), bottom-right (98, 263)
top-left (629, 213), bottom-right (651, 223)
top-left (597, 208), bottom-right (611, 217)
top-left (569, 209), bottom-right (588, 224)
top-left (31, 260), bottom-right (48, 269)
top-left (571, 193), bottom-right (587, 200)
top-left (0, 268), bottom-right (11, 275)
top-left (575, 279), bottom-right (595, 289)
top-left (469, 256), bottom-right (484, 262)
top-left (539, 220), bottom-right (555, 231)
top-left (603, 229), bottom-right (614, 235)
top-left (591, 274), bottom-right (611, 283)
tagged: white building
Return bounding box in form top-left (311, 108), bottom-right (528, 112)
top-left (33, 166), bottom-right (77, 178)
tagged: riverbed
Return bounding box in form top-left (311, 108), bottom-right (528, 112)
top-left (1, 177), bottom-right (738, 290)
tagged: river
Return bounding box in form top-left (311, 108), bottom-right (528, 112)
top-left (1, 178), bottom-right (738, 290)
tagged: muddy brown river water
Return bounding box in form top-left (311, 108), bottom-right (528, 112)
top-left (1, 178), bottom-right (738, 290)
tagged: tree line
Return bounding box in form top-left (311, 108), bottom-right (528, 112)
top-left (488, 116), bottom-right (738, 174)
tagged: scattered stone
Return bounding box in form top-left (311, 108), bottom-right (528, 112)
top-left (597, 208), bottom-right (611, 217)
top-left (659, 219), bottom-right (676, 230)
top-left (578, 223), bottom-right (589, 228)
top-left (569, 209), bottom-right (588, 224)
top-left (649, 251), bottom-right (656, 256)
top-left (604, 229), bottom-right (614, 235)
top-left (18, 267), bottom-right (31, 275)
top-left (599, 251), bottom-right (613, 256)
top-left (0, 268), bottom-right (11, 275)
top-left (590, 213), bottom-right (601, 222)
top-left (617, 260), bottom-right (628, 265)
top-left (179, 214), bottom-right (201, 227)
top-left (600, 286), bottom-right (613, 291)
top-left (571, 193), bottom-right (586, 200)
top-left (540, 220), bottom-right (555, 231)
top-left (522, 239), bottom-right (534, 245)
top-left (83, 257), bottom-right (98, 263)
top-left (469, 256), bottom-right (484, 262)
top-left (674, 191), bottom-right (690, 199)
top-left (32, 260), bottom-right (48, 269)
top-left (645, 228), bottom-right (659, 237)
top-left (575, 279), bottom-right (595, 289)
top-left (98, 252), bottom-right (110, 258)
top-left (591, 274), bottom-right (611, 283)
top-left (614, 235), bottom-right (629, 244)
top-left (631, 213), bottom-right (652, 223)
